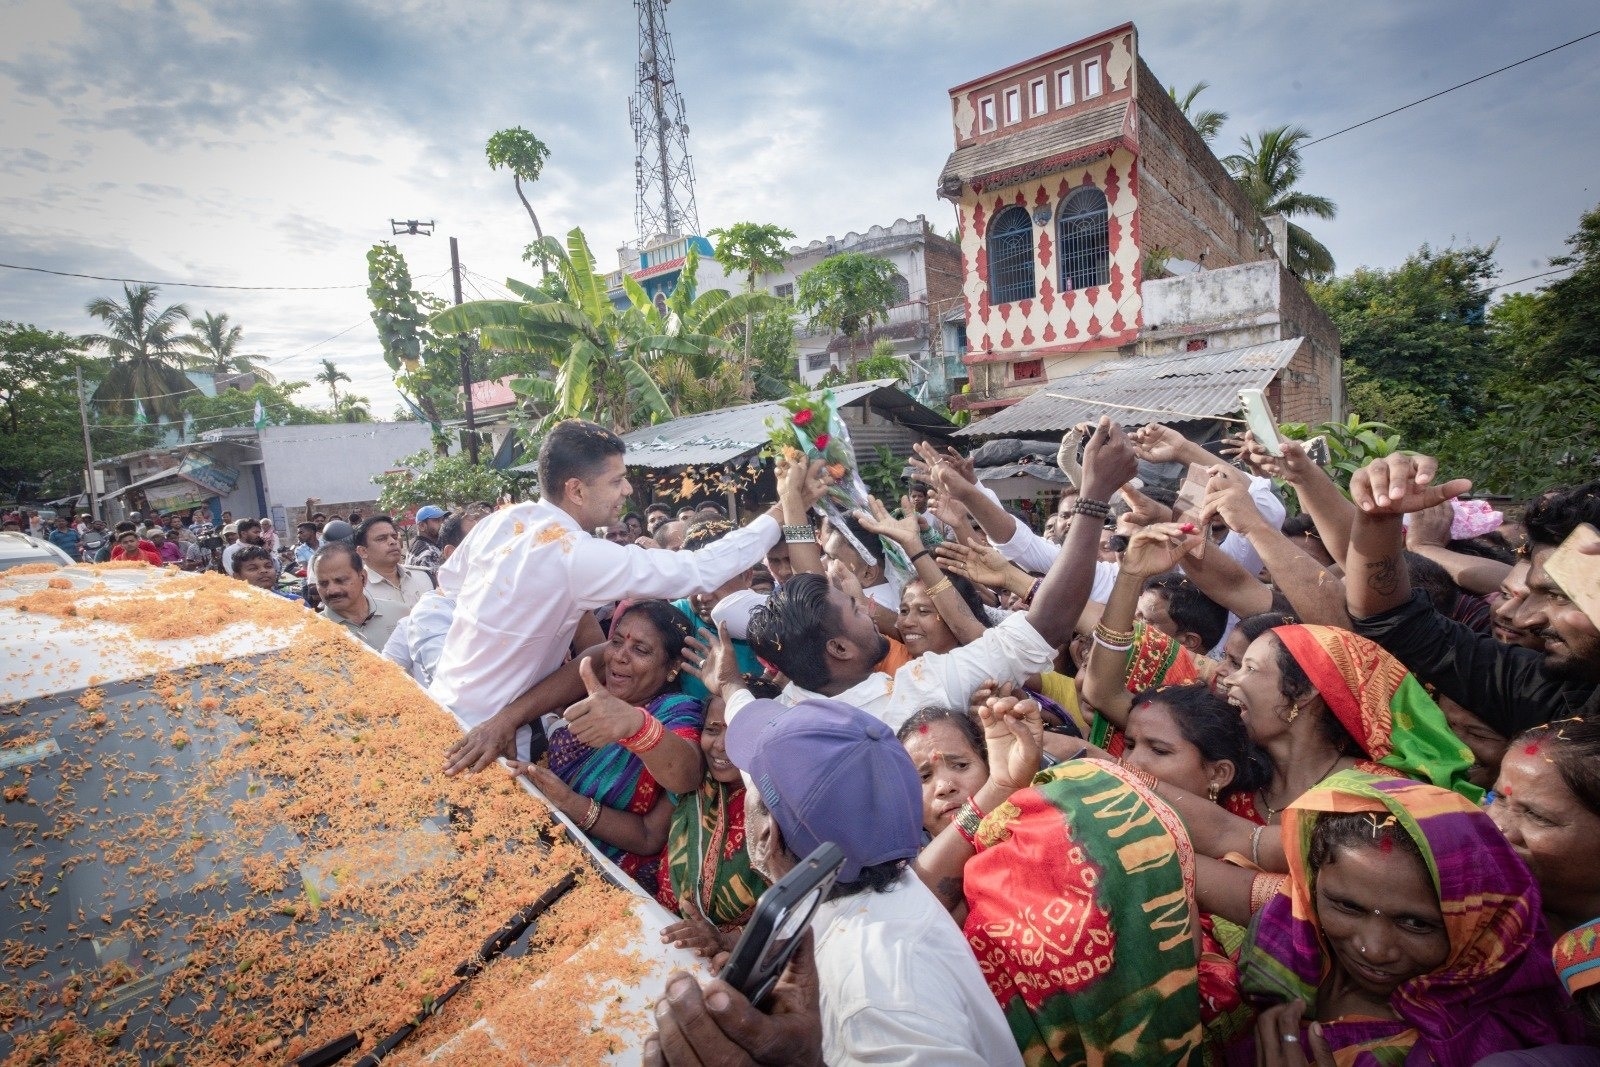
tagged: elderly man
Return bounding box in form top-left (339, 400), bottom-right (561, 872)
top-left (355, 515), bottom-right (430, 613)
top-left (432, 418), bottom-right (822, 767)
top-left (311, 541), bottom-right (398, 651)
top-left (727, 697), bottom-right (1022, 1067)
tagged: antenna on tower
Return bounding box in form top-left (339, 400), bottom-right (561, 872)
top-left (630, 0), bottom-right (700, 245)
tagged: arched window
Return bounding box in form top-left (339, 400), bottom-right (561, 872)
top-left (1057, 186), bottom-right (1109, 292)
top-left (986, 206), bottom-right (1035, 305)
top-left (889, 272), bottom-right (910, 305)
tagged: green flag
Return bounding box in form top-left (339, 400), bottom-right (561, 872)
top-left (253, 399), bottom-right (267, 429)
top-left (134, 400), bottom-right (149, 426)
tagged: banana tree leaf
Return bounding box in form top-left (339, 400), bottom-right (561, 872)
top-left (619, 358), bottom-right (672, 422)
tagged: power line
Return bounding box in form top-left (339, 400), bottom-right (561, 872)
top-left (1486, 265), bottom-right (1573, 292)
top-left (0, 261), bottom-right (367, 291)
top-left (1302, 28), bottom-right (1600, 150)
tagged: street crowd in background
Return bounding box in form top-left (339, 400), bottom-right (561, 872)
top-left (12, 413), bottom-right (1600, 1067)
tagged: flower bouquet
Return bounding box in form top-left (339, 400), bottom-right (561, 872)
top-left (766, 390), bottom-right (911, 575)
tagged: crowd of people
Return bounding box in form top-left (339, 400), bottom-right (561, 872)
top-left (19, 409), bottom-right (1600, 1065)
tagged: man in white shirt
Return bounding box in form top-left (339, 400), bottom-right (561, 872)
top-left (727, 696), bottom-right (1023, 1067)
top-left (717, 419), bottom-right (1139, 731)
top-left (429, 419), bottom-right (819, 760)
top-left (355, 515), bottom-right (431, 614)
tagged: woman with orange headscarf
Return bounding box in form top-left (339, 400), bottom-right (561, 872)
top-left (1218, 624), bottom-right (1480, 827)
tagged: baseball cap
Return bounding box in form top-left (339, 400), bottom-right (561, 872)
top-left (415, 505), bottom-right (447, 522)
top-left (726, 698), bottom-right (922, 883)
top-left (221, 522), bottom-right (239, 535)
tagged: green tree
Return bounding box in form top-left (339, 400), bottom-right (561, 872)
top-left (314, 358), bottom-right (352, 410)
top-left (1427, 204), bottom-right (1600, 497)
top-left (709, 222), bottom-right (796, 399)
top-left (1168, 81), bottom-right (1226, 143)
top-left (366, 242), bottom-right (466, 435)
top-left (747, 305), bottom-right (799, 398)
top-left (183, 311), bottom-right (274, 385)
top-left (433, 230), bottom-right (771, 430)
top-left (373, 448), bottom-right (513, 515)
top-left (794, 252), bottom-right (898, 378)
top-left (179, 380), bottom-right (331, 430)
top-left (334, 394), bottom-right (373, 423)
top-left (485, 127), bottom-right (552, 271)
top-left (1309, 243), bottom-right (1500, 440)
top-left (1224, 125), bottom-right (1338, 280)
top-left (853, 339), bottom-right (905, 383)
top-left (83, 283), bottom-right (200, 420)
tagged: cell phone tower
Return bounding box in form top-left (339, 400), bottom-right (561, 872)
top-left (631, 0), bottom-right (700, 244)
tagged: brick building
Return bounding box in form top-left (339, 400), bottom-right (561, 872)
top-left (936, 22), bottom-right (1340, 437)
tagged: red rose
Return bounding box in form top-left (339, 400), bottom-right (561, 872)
top-left (814, 433), bottom-right (830, 449)
top-left (792, 408), bottom-right (814, 427)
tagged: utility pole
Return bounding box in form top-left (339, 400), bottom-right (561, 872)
top-left (75, 366), bottom-right (99, 519)
top-left (449, 236), bottom-right (479, 464)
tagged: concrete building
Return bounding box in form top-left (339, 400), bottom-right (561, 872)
top-left (95, 421), bottom-right (434, 528)
top-left (935, 22), bottom-right (1340, 438)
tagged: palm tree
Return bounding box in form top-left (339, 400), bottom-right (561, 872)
top-left (183, 311), bottom-right (275, 385)
top-left (486, 127), bottom-right (551, 275)
top-left (709, 222), bottom-right (795, 399)
top-left (1224, 125), bottom-right (1338, 280)
top-left (432, 229), bottom-right (774, 431)
top-left (315, 358), bottom-right (352, 411)
top-left (1168, 81), bottom-right (1226, 143)
top-left (83, 283), bottom-right (199, 420)
top-left (334, 393), bottom-right (372, 422)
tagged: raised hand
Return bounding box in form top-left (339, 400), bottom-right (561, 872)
top-left (1121, 523), bottom-right (1202, 579)
top-left (1350, 453), bottom-right (1472, 516)
top-left (777, 454), bottom-right (829, 511)
top-left (1131, 422), bottom-right (1189, 464)
top-left (683, 624), bottom-right (741, 695)
top-left (1080, 416), bottom-right (1138, 501)
top-left (1404, 499), bottom-right (1455, 549)
top-left (935, 540), bottom-right (1013, 589)
top-left (824, 557), bottom-right (865, 602)
top-left (854, 497), bottom-right (921, 553)
top-left (1247, 434), bottom-right (1318, 486)
top-left (1119, 483), bottom-right (1173, 528)
top-left (975, 688), bottom-right (1044, 794)
top-left (563, 657), bottom-right (649, 750)
top-left (1199, 463), bottom-right (1266, 535)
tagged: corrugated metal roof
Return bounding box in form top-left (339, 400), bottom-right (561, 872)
top-left (938, 101), bottom-right (1128, 195)
top-left (956, 337), bottom-right (1303, 439)
top-left (511, 381), bottom-right (957, 472)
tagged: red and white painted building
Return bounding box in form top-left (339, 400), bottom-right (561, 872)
top-left (938, 23), bottom-right (1339, 431)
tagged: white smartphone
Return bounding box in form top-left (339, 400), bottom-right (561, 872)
top-left (1239, 388), bottom-right (1284, 457)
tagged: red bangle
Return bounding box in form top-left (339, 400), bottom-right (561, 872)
top-left (618, 708), bottom-right (653, 747)
top-left (620, 710), bottom-right (666, 754)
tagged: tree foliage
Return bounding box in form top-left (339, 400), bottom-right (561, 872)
top-left (709, 221), bottom-right (796, 399)
top-left (793, 252), bottom-right (898, 377)
top-left (853, 339), bottom-right (905, 383)
top-left (373, 448), bottom-right (514, 516)
top-left (365, 242), bottom-right (466, 431)
top-left (1310, 244), bottom-right (1499, 440)
top-left (83, 283), bottom-right (201, 420)
top-left (0, 323), bottom-right (153, 499)
top-left (485, 126), bottom-right (551, 258)
top-left (1168, 81), bottom-right (1226, 143)
top-left (179, 380), bottom-right (331, 430)
top-left (183, 311), bottom-right (274, 384)
top-left (1224, 125), bottom-right (1337, 280)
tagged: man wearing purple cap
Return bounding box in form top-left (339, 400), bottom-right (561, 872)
top-left (727, 696), bottom-right (1023, 1066)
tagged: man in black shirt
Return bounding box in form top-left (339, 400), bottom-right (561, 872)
top-left (1345, 454), bottom-right (1600, 737)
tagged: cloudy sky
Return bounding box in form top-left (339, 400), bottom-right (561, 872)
top-left (3, 0), bottom-right (1597, 421)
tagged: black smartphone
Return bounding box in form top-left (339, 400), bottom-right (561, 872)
top-left (1075, 421), bottom-right (1100, 464)
top-left (717, 842), bottom-right (844, 1008)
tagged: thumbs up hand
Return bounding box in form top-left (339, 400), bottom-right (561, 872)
top-left (564, 656), bottom-right (651, 750)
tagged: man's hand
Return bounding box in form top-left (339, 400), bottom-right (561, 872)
top-left (683, 624), bottom-right (742, 695)
top-left (1121, 523), bottom-right (1202, 579)
top-left (824, 557), bottom-right (865, 602)
top-left (444, 711), bottom-right (520, 776)
top-left (975, 685), bottom-right (1044, 794)
top-left (643, 929), bottom-right (824, 1067)
top-left (1245, 434), bottom-right (1318, 486)
top-left (1405, 500), bottom-right (1455, 549)
top-left (1350, 454), bottom-right (1471, 516)
top-left (776, 455), bottom-right (828, 513)
top-left (1200, 463), bottom-right (1267, 536)
top-left (1131, 422), bottom-right (1193, 464)
top-left (911, 441), bottom-right (978, 501)
top-left (935, 540), bottom-right (1015, 589)
top-left (1119, 483), bottom-right (1173, 528)
top-left (1080, 416), bottom-right (1138, 502)
top-left (855, 497), bottom-right (921, 554)
top-left (563, 657), bottom-right (648, 749)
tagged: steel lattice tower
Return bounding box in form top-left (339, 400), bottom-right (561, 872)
top-left (631, 0), bottom-right (700, 243)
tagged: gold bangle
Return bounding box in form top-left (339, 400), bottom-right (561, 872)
top-left (923, 577), bottom-right (954, 598)
top-left (1093, 622), bottom-right (1136, 645)
top-left (579, 798), bottom-right (602, 832)
top-left (1250, 872), bottom-right (1286, 913)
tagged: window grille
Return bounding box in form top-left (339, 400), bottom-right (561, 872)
top-left (1057, 187), bottom-right (1109, 292)
top-left (987, 206), bottom-right (1035, 305)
